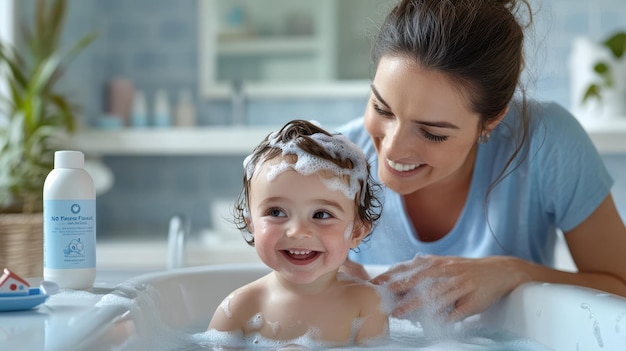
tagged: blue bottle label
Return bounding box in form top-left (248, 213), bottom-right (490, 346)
top-left (44, 200), bottom-right (96, 269)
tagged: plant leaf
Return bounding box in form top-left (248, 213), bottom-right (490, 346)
top-left (0, 0), bottom-right (95, 211)
top-left (603, 32), bottom-right (626, 59)
top-left (0, 44), bottom-right (28, 89)
top-left (593, 62), bottom-right (614, 88)
top-left (47, 0), bottom-right (67, 57)
top-left (49, 93), bottom-right (76, 132)
top-left (582, 84), bottom-right (601, 103)
top-left (593, 62), bottom-right (609, 75)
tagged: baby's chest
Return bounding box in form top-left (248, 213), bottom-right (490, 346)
top-left (249, 301), bottom-right (360, 342)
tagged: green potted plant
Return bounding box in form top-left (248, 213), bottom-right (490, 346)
top-left (581, 31), bottom-right (626, 116)
top-left (0, 0), bottom-right (97, 277)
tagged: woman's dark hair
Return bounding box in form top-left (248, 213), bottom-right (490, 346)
top-left (233, 120), bottom-right (382, 246)
top-left (372, 0), bottom-right (533, 205)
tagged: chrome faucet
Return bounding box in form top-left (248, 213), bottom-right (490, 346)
top-left (231, 79), bottom-right (246, 126)
top-left (167, 214), bottom-right (190, 270)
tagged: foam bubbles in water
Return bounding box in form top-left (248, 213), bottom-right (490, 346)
top-left (194, 326), bottom-right (333, 350)
top-left (370, 255), bottom-right (459, 340)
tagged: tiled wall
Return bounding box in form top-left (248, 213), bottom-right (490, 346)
top-left (17, 0), bottom-right (626, 238)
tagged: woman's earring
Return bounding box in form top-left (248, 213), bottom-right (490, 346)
top-left (478, 131), bottom-right (491, 144)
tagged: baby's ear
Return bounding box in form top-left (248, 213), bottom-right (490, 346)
top-left (350, 222), bottom-right (371, 248)
top-left (245, 217), bottom-right (255, 234)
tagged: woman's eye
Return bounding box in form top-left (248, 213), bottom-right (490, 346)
top-left (313, 211), bottom-right (332, 219)
top-left (420, 129), bottom-right (448, 143)
top-left (372, 102), bottom-right (392, 117)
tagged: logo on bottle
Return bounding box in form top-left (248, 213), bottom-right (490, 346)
top-left (64, 238), bottom-right (85, 258)
top-left (71, 203), bottom-right (81, 214)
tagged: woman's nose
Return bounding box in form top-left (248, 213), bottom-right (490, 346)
top-left (384, 123), bottom-right (409, 157)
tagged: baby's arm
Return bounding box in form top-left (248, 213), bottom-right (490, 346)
top-left (354, 285), bottom-right (390, 344)
top-left (208, 293), bottom-right (243, 332)
top-left (208, 298), bottom-right (240, 332)
top-left (208, 284), bottom-right (257, 333)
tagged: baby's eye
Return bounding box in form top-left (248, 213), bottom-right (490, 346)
top-left (266, 208), bottom-right (286, 217)
top-left (313, 211), bottom-right (332, 219)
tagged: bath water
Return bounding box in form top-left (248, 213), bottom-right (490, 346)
top-left (187, 318), bottom-right (551, 351)
top-left (98, 282), bottom-right (551, 351)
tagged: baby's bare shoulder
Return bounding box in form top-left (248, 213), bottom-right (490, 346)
top-left (341, 279), bottom-right (382, 304)
top-left (208, 274), bottom-right (270, 331)
top-left (226, 275), bottom-right (269, 309)
top-left (340, 279), bottom-right (389, 343)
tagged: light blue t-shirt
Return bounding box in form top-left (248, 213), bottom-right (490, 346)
top-left (339, 100), bottom-right (613, 267)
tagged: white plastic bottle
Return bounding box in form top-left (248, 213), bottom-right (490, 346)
top-left (43, 151), bottom-right (96, 289)
top-left (174, 89), bottom-right (196, 127)
top-left (153, 89), bottom-right (171, 127)
top-left (130, 90), bottom-right (148, 127)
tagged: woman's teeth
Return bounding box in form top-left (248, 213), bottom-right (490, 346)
top-left (387, 159), bottom-right (422, 172)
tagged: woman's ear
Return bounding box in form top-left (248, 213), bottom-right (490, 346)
top-left (487, 105), bottom-right (509, 131)
top-left (350, 222), bottom-right (371, 248)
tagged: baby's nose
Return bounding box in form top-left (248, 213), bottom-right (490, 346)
top-left (286, 219), bottom-right (313, 239)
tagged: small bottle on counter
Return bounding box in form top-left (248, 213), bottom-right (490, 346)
top-left (130, 90), bottom-right (148, 127)
top-left (107, 77), bottom-right (134, 125)
top-left (153, 89), bottom-right (172, 127)
top-left (43, 150), bottom-right (96, 290)
top-left (174, 89), bottom-right (196, 127)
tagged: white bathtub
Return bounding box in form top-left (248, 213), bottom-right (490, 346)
top-left (42, 263), bottom-right (626, 350)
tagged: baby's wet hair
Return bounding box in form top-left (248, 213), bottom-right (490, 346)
top-left (233, 119), bottom-right (382, 246)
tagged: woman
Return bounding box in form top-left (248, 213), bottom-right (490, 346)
top-left (340, 0), bottom-right (626, 323)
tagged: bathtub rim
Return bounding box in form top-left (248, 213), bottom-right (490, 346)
top-left (81, 263), bottom-right (626, 351)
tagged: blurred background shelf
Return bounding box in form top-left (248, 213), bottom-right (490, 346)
top-left (69, 120), bottom-right (626, 156)
top-left (68, 126), bottom-right (275, 156)
top-left (218, 37), bottom-right (319, 56)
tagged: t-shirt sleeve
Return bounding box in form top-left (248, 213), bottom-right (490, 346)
top-left (336, 117), bottom-right (377, 162)
top-left (336, 117), bottom-right (367, 145)
top-left (536, 102), bottom-right (614, 232)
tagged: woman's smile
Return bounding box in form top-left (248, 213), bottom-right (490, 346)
top-left (387, 159), bottom-right (424, 172)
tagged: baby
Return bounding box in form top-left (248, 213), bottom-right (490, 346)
top-left (207, 120), bottom-right (388, 347)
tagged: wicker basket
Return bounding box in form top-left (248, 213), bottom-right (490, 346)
top-left (0, 212), bottom-right (44, 278)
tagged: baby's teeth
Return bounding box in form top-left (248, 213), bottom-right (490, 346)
top-left (289, 250), bottom-right (311, 255)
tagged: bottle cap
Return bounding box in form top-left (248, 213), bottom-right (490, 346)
top-left (55, 150), bottom-right (85, 169)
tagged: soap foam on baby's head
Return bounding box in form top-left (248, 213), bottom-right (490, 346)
top-left (244, 120), bottom-right (369, 204)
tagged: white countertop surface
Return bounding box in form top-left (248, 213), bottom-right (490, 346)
top-left (0, 269), bottom-right (153, 351)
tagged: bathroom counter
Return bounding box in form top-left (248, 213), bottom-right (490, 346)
top-left (0, 269), bottom-right (154, 351)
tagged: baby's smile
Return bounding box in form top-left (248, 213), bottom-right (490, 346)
top-left (282, 249), bottom-right (321, 265)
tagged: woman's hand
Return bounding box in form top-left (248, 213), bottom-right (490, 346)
top-left (371, 254), bottom-right (530, 322)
